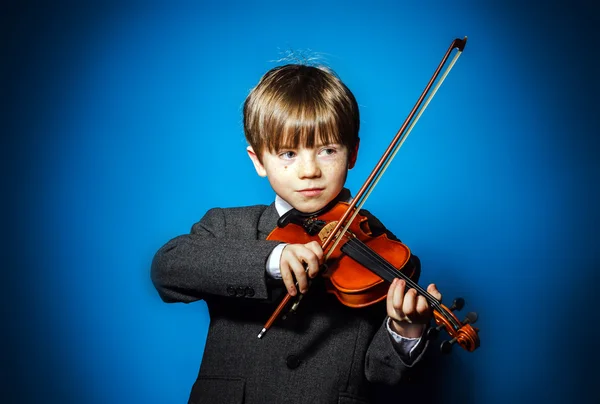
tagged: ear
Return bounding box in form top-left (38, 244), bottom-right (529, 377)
top-left (247, 146), bottom-right (267, 177)
top-left (348, 138), bottom-right (360, 169)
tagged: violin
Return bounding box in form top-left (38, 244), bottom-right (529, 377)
top-left (269, 199), bottom-right (415, 309)
top-left (259, 37), bottom-right (480, 354)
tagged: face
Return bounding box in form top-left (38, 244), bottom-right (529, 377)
top-left (248, 143), bottom-right (357, 213)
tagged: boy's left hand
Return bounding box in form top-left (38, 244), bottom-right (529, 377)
top-left (387, 278), bottom-right (442, 338)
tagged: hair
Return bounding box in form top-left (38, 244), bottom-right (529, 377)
top-left (243, 64), bottom-right (360, 161)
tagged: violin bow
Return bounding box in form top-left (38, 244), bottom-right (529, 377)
top-left (258, 38), bottom-right (474, 349)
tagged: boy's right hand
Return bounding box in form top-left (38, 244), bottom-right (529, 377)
top-left (280, 241), bottom-right (324, 296)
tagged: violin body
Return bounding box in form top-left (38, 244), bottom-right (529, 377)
top-left (327, 231), bottom-right (412, 308)
top-left (267, 202), bottom-right (415, 308)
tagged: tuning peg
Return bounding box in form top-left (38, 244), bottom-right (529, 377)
top-left (449, 297), bottom-right (465, 311)
top-left (426, 324), bottom-right (440, 340)
top-left (440, 339), bottom-right (455, 354)
top-left (464, 311), bottom-right (478, 324)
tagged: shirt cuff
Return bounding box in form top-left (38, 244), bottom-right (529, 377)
top-left (266, 243), bottom-right (287, 279)
top-left (385, 317), bottom-right (427, 364)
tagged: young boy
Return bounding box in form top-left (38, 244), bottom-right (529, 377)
top-left (151, 64), bottom-right (441, 404)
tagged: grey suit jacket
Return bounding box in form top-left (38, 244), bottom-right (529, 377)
top-left (151, 203), bottom-right (423, 404)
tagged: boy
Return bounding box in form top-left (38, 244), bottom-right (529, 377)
top-left (151, 64), bottom-right (441, 404)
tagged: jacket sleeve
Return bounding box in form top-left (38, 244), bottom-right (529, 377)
top-left (360, 209), bottom-right (428, 384)
top-left (365, 317), bottom-right (429, 384)
top-left (151, 207), bottom-right (281, 303)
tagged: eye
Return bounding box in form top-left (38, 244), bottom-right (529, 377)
top-left (319, 146), bottom-right (338, 156)
top-left (279, 150), bottom-right (296, 160)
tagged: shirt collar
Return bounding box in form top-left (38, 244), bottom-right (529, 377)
top-left (274, 194), bottom-right (294, 217)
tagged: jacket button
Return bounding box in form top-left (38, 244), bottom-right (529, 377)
top-left (236, 286), bottom-right (246, 297)
top-left (286, 355), bottom-right (301, 369)
top-left (245, 287), bottom-right (255, 297)
top-left (226, 286), bottom-right (236, 296)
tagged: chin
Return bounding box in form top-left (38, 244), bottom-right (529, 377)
top-left (299, 207), bottom-right (322, 214)
top-left (295, 200), bottom-right (331, 214)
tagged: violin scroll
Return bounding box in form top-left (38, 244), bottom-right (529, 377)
top-left (426, 297), bottom-right (480, 353)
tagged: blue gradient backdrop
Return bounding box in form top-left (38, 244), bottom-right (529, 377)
top-left (3, 1), bottom-right (599, 403)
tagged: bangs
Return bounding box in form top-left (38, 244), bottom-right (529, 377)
top-left (264, 101), bottom-right (344, 153)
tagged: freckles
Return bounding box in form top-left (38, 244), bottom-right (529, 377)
top-left (326, 160), bottom-right (346, 172)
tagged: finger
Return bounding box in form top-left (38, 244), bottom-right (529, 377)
top-left (386, 279), bottom-right (398, 317)
top-left (305, 241), bottom-right (324, 261)
top-left (303, 242), bottom-right (323, 278)
top-left (427, 283), bottom-right (442, 302)
top-left (280, 261), bottom-right (297, 296)
top-left (392, 279), bottom-right (407, 312)
top-left (290, 261), bottom-right (308, 293)
top-left (402, 288), bottom-right (418, 317)
top-left (387, 279), bottom-right (407, 322)
top-left (300, 250), bottom-right (320, 279)
top-left (288, 257), bottom-right (309, 293)
top-left (415, 294), bottom-right (431, 317)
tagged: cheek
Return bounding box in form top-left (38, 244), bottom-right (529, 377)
top-left (266, 167), bottom-right (290, 188)
top-left (325, 160), bottom-right (348, 180)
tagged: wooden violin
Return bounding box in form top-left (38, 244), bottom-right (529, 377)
top-left (259, 37), bottom-right (480, 354)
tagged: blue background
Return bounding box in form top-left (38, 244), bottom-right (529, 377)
top-left (3, 1), bottom-right (599, 403)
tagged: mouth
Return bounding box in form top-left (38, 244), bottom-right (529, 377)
top-left (297, 188), bottom-right (324, 197)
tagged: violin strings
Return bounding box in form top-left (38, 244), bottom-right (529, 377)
top-left (345, 238), bottom-right (459, 328)
top-left (349, 238), bottom-right (437, 301)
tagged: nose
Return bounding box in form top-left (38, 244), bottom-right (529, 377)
top-left (297, 155), bottom-right (321, 179)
